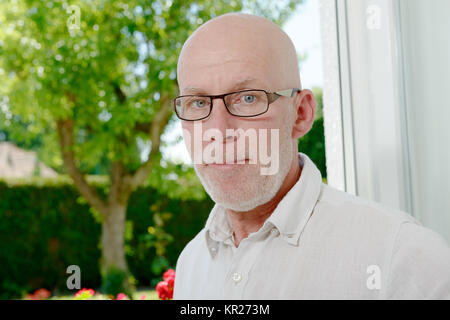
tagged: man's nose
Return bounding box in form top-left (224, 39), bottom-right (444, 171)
top-left (203, 97), bottom-right (237, 142)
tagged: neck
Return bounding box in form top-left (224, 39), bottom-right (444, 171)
top-left (227, 155), bottom-right (302, 247)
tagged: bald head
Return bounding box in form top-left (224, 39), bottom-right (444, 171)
top-left (177, 13), bottom-right (301, 95)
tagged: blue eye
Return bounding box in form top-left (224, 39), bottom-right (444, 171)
top-left (192, 99), bottom-right (208, 108)
top-left (242, 95), bottom-right (256, 104)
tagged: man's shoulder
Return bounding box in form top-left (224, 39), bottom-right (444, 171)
top-left (173, 228), bottom-right (209, 299)
top-left (176, 228), bottom-right (208, 265)
top-left (316, 183), bottom-right (420, 227)
top-left (312, 184), bottom-right (450, 298)
top-left (307, 183), bottom-right (425, 251)
top-left (387, 219), bottom-right (450, 298)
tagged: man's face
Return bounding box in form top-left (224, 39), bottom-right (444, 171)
top-left (177, 16), bottom-right (298, 212)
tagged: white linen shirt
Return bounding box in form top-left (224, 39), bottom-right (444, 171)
top-left (173, 152), bottom-right (450, 299)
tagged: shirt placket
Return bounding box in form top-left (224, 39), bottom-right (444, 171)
top-left (222, 227), bottom-right (276, 299)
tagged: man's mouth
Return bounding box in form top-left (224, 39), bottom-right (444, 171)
top-left (205, 159), bottom-right (251, 166)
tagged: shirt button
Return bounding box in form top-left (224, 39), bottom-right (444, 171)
top-left (270, 228), bottom-right (279, 236)
top-left (210, 247), bottom-right (217, 252)
top-left (232, 272), bottom-right (242, 283)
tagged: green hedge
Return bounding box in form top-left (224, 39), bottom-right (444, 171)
top-left (0, 179), bottom-right (213, 299)
top-left (298, 116), bottom-right (326, 179)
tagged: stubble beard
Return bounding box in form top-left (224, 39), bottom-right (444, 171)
top-left (193, 122), bottom-right (295, 212)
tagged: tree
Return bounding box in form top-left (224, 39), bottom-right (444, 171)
top-left (0, 0), bottom-right (303, 292)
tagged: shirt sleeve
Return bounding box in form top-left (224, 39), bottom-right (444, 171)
top-left (385, 221), bottom-right (450, 299)
top-left (173, 244), bottom-right (188, 300)
top-left (172, 229), bottom-right (206, 300)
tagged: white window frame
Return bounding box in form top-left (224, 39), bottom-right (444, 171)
top-left (319, 0), bottom-right (413, 214)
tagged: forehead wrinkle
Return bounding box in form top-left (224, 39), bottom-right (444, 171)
top-left (182, 77), bottom-right (270, 95)
top-left (179, 51), bottom-right (270, 82)
top-left (186, 54), bottom-right (268, 69)
top-left (179, 54), bottom-right (273, 96)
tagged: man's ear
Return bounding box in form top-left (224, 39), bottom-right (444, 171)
top-left (292, 89), bottom-right (316, 140)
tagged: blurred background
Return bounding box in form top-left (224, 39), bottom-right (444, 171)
top-left (1, 0), bottom-right (448, 300)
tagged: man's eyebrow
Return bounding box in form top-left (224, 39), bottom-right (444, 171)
top-left (230, 78), bottom-right (264, 90)
top-left (182, 77), bottom-right (265, 94)
top-left (182, 86), bottom-right (204, 94)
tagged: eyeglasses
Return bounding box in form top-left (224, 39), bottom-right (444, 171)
top-left (173, 88), bottom-right (301, 121)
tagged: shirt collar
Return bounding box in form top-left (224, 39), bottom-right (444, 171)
top-left (205, 204), bottom-right (233, 243)
top-left (266, 152), bottom-right (323, 246)
top-left (205, 152), bottom-right (323, 255)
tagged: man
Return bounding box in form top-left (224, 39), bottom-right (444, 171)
top-left (172, 13), bottom-right (450, 299)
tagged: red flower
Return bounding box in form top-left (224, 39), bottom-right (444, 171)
top-left (163, 269), bottom-right (175, 282)
top-left (156, 269), bottom-right (175, 300)
top-left (156, 281), bottom-right (172, 300)
top-left (74, 288), bottom-right (95, 299)
top-left (116, 293), bottom-right (128, 300)
top-left (167, 277), bottom-right (175, 289)
top-left (27, 288), bottom-right (51, 300)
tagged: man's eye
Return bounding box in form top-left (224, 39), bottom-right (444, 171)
top-left (191, 99), bottom-right (207, 108)
top-left (242, 95), bottom-right (256, 104)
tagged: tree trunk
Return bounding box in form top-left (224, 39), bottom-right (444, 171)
top-left (101, 202), bottom-right (129, 283)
